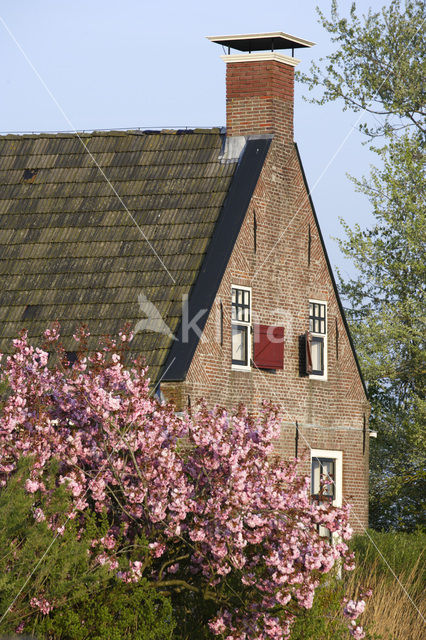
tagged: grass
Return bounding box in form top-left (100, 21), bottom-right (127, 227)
top-left (289, 530), bottom-right (425, 639)
top-left (347, 530), bottom-right (425, 639)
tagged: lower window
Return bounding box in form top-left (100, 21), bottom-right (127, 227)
top-left (232, 324), bottom-right (249, 366)
top-left (311, 449), bottom-right (342, 538)
top-left (311, 335), bottom-right (324, 375)
top-left (312, 457), bottom-right (335, 502)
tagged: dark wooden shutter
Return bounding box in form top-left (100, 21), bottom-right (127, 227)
top-left (253, 324), bottom-right (284, 369)
top-left (305, 331), bottom-right (313, 374)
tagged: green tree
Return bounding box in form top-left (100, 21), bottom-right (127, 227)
top-left (299, 0), bottom-right (426, 530)
top-left (337, 133), bottom-right (425, 530)
top-left (298, 0), bottom-right (425, 138)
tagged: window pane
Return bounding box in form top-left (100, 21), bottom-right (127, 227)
top-left (309, 302), bottom-right (326, 335)
top-left (321, 460), bottom-right (335, 498)
top-left (312, 458), bottom-right (335, 501)
top-left (232, 287), bottom-right (250, 325)
top-left (312, 459), bottom-right (320, 495)
top-left (318, 525), bottom-right (332, 539)
top-left (311, 337), bottom-right (323, 373)
top-left (232, 325), bottom-right (248, 365)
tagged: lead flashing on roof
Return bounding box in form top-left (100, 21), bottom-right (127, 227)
top-left (219, 134), bottom-right (274, 164)
top-left (219, 136), bottom-right (247, 163)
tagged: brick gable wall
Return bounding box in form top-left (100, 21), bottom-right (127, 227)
top-left (162, 55), bottom-right (370, 531)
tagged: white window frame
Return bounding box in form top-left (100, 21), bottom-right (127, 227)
top-left (311, 449), bottom-right (342, 507)
top-left (311, 448), bottom-right (343, 540)
top-left (231, 285), bottom-right (252, 371)
top-left (309, 299), bottom-right (328, 381)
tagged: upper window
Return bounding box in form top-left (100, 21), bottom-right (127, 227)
top-left (309, 301), bottom-right (327, 378)
top-left (231, 286), bottom-right (251, 369)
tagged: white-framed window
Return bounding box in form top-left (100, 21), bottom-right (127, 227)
top-left (231, 285), bottom-right (251, 370)
top-left (311, 449), bottom-right (342, 538)
top-left (309, 300), bottom-right (327, 380)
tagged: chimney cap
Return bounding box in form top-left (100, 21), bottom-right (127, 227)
top-left (206, 32), bottom-right (315, 52)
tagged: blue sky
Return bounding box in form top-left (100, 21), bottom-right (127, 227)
top-left (0, 0), bottom-right (386, 276)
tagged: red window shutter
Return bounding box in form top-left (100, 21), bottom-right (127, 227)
top-left (305, 331), bottom-right (313, 374)
top-left (253, 324), bottom-right (284, 369)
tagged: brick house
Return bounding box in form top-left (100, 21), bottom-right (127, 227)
top-left (0, 33), bottom-right (369, 530)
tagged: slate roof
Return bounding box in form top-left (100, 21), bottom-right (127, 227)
top-left (0, 128), bottom-right (240, 382)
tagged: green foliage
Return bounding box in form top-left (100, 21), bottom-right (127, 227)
top-left (299, 0), bottom-right (426, 531)
top-left (297, 0), bottom-right (426, 138)
top-left (170, 585), bottom-right (219, 640)
top-left (36, 580), bottom-right (174, 640)
top-left (0, 459), bottom-right (174, 639)
top-left (337, 132), bottom-right (426, 531)
top-left (289, 574), bottom-right (349, 640)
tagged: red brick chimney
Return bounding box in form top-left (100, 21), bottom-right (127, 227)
top-left (207, 33), bottom-right (314, 146)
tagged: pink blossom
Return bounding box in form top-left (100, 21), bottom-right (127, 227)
top-left (33, 508), bottom-right (45, 523)
top-left (149, 542), bottom-right (166, 558)
top-left (344, 599), bottom-right (366, 620)
top-left (15, 621), bottom-right (25, 634)
top-left (25, 478), bottom-right (40, 493)
top-left (167, 563), bottom-right (179, 574)
top-left (100, 534), bottom-right (116, 550)
top-left (30, 597), bottom-right (52, 615)
top-left (0, 327), bottom-right (363, 640)
top-left (350, 625), bottom-right (366, 639)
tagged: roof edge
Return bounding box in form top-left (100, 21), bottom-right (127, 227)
top-left (161, 137), bottom-right (272, 382)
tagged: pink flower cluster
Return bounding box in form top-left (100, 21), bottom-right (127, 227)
top-left (30, 597), bottom-right (52, 615)
top-left (342, 588), bottom-right (373, 639)
top-left (344, 599), bottom-right (366, 620)
top-left (0, 327), bottom-right (365, 640)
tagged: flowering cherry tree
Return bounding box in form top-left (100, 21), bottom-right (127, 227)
top-left (0, 326), bottom-right (367, 639)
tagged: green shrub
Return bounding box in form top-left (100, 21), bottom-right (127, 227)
top-left (0, 460), bottom-right (174, 639)
top-left (36, 579), bottom-right (174, 640)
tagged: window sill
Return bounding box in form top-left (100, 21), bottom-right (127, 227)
top-left (309, 373), bottom-right (328, 382)
top-left (231, 364), bottom-right (251, 372)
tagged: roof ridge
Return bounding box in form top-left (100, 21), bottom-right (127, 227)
top-left (0, 127), bottom-right (224, 140)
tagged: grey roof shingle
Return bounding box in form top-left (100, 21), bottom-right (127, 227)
top-left (0, 128), bottom-right (237, 381)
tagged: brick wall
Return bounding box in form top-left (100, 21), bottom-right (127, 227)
top-left (162, 55), bottom-right (370, 531)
